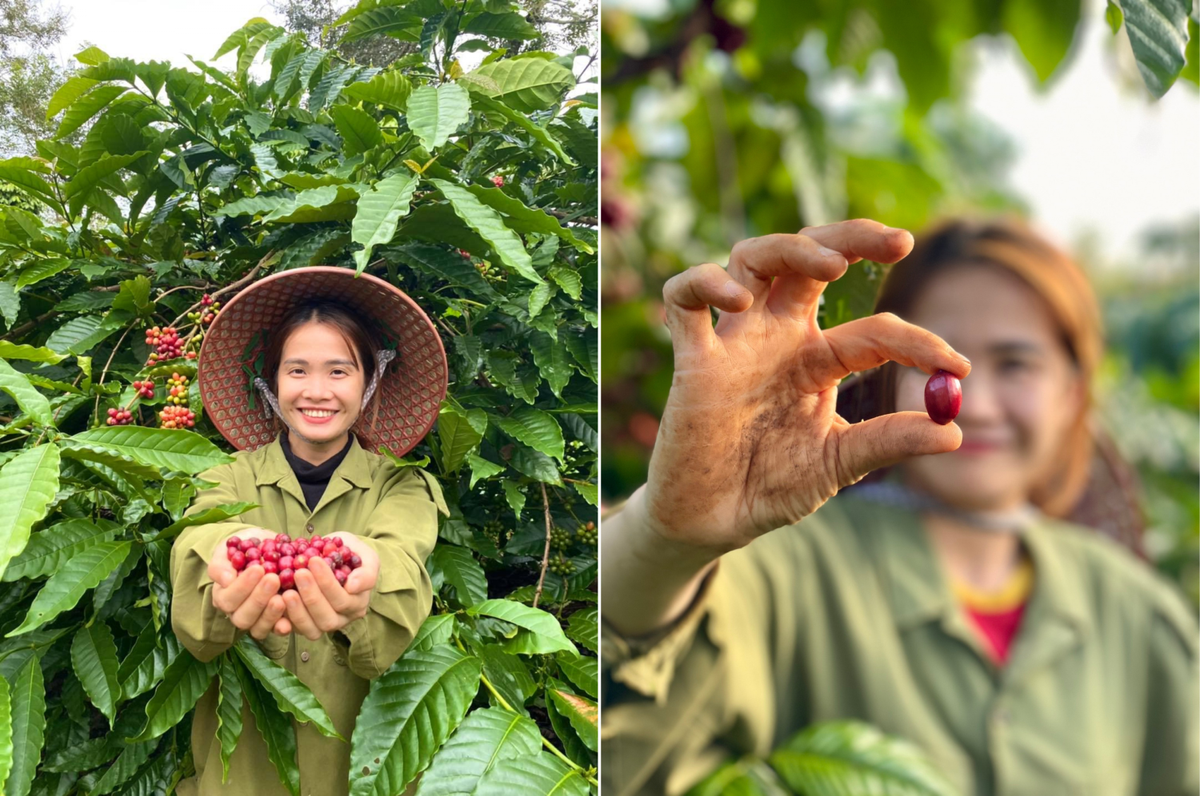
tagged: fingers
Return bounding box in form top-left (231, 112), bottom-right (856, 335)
top-left (831, 410), bottom-right (963, 485)
top-left (294, 568), bottom-right (342, 632)
top-left (820, 313), bottom-right (971, 381)
top-left (307, 558), bottom-right (357, 615)
top-left (725, 234), bottom-right (848, 319)
top-left (250, 595), bottom-right (285, 640)
top-left (213, 566), bottom-right (264, 615)
top-left (273, 615), bottom-right (292, 636)
top-left (228, 572), bottom-right (280, 630)
top-left (800, 219), bottom-right (914, 266)
top-left (344, 564), bottom-right (377, 597)
top-left (283, 590), bottom-right (322, 641)
top-left (662, 262), bottom-right (752, 349)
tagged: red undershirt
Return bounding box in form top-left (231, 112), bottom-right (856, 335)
top-left (950, 556), bottom-right (1034, 666)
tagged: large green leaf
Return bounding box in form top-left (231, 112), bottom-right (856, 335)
top-left (0, 445), bottom-right (61, 581)
top-left (0, 359), bottom-right (51, 427)
top-left (466, 185), bottom-right (592, 253)
top-left (429, 179), bottom-right (542, 285)
top-left (547, 681), bottom-right (597, 752)
top-left (565, 607), bottom-right (596, 653)
top-left (7, 541), bottom-right (129, 636)
top-left (16, 258), bottom-right (72, 289)
top-left (46, 76), bottom-right (98, 119)
top-left (343, 70), bottom-right (412, 111)
top-left (414, 707), bottom-right (542, 796)
top-left (351, 170), bottom-right (420, 272)
top-left (56, 85), bottom-right (127, 138)
top-left (469, 95), bottom-right (574, 163)
top-left (45, 315), bottom-right (116, 355)
top-left (118, 627), bottom-right (181, 701)
top-left (0, 675), bottom-right (10, 794)
top-left (330, 104), bottom-right (383, 156)
top-left (557, 655), bottom-right (597, 699)
top-left (463, 12), bottom-right (539, 39)
top-left (70, 620), bottom-right (121, 726)
top-left (58, 440), bottom-right (171, 481)
top-left (234, 637), bottom-right (342, 739)
top-left (473, 751), bottom-right (589, 796)
top-left (340, 6), bottom-right (422, 43)
top-left (530, 333), bottom-right (574, 398)
top-left (429, 545), bottom-right (487, 607)
top-left (68, 426), bottom-right (233, 475)
top-left (389, 242), bottom-right (498, 299)
top-left (466, 600), bottom-right (576, 655)
top-left (237, 661), bottom-right (301, 796)
top-left (1002, 0), bottom-right (1081, 83)
top-left (153, 502), bottom-right (257, 541)
top-left (130, 650), bottom-right (218, 742)
top-left (63, 152), bottom-right (145, 200)
top-left (494, 407), bottom-right (564, 461)
top-left (478, 645), bottom-right (537, 709)
top-left (407, 83), bottom-right (471, 151)
top-left (89, 737), bottom-right (158, 795)
top-left (7, 655), bottom-right (44, 796)
top-left (464, 59), bottom-right (574, 113)
top-left (686, 759), bottom-right (791, 796)
top-left (437, 406), bottom-right (487, 473)
top-left (768, 721), bottom-right (960, 796)
top-left (349, 645), bottom-right (481, 796)
top-left (1115, 0), bottom-right (1192, 97)
top-left (216, 656), bottom-right (244, 783)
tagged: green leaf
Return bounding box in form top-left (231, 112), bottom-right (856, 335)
top-left (547, 682), bottom-right (597, 751)
top-left (494, 407), bottom-right (564, 461)
top-left (70, 621), bottom-right (121, 726)
top-left (118, 628), bottom-right (181, 702)
top-left (465, 59), bottom-right (574, 113)
top-left (0, 359), bottom-right (52, 427)
top-left (530, 333), bottom-right (573, 398)
top-left (0, 445), bottom-right (61, 581)
top-left (548, 265), bottom-right (583, 299)
top-left (63, 152), bottom-right (143, 200)
top-left (469, 95), bottom-right (574, 163)
top-left (467, 452), bottom-right (504, 489)
top-left (68, 426), bottom-right (233, 475)
top-left (463, 12), bottom-right (539, 39)
top-left (343, 70), bottom-right (412, 111)
top-left (558, 655), bottom-right (598, 699)
top-left (130, 650), bottom-right (218, 742)
top-left (529, 282), bottom-right (554, 318)
top-left (7, 655), bottom-right (45, 796)
top-left (213, 18), bottom-right (277, 59)
top-left (351, 170), bottom-right (420, 273)
top-left (0, 676), bottom-right (10, 794)
top-left (438, 405), bottom-right (487, 473)
top-left (685, 759), bottom-right (789, 796)
top-left (465, 184), bottom-right (592, 253)
top-left (564, 328), bottom-right (596, 382)
top-left (340, 7), bottom-right (422, 44)
top-left (506, 442), bottom-right (562, 485)
top-left (571, 481), bottom-right (597, 507)
top-left (216, 657), bottom-right (244, 783)
top-left (466, 599), bottom-right (576, 655)
top-left (56, 84), bottom-right (126, 138)
top-left (501, 480), bottom-right (525, 521)
top-left (1115, 0), bottom-right (1192, 97)
top-left (111, 275), bottom-right (153, 316)
top-left (330, 104), bottom-right (383, 156)
top-left (407, 83), bottom-right (471, 151)
top-left (410, 613), bottom-right (456, 651)
top-left (0, 344), bottom-right (60, 368)
top-left (478, 645), bottom-right (537, 708)
top-left (58, 441), bottom-right (171, 482)
top-left (429, 179), bottom-right (542, 285)
top-left (0, 167), bottom-right (56, 207)
top-left (565, 607), bottom-right (596, 653)
top-left (46, 76), bottom-right (98, 119)
top-left (7, 540), bottom-right (129, 636)
top-left (16, 258), bottom-right (71, 289)
top-left (237, 660), bottom-right (301, 796)
top-left (1002, 0), bottom-right (1082, 83)
top-left (389, 242), bottom-right (497, 299)
top-left (234, 637), bottom-right (343, 740)
top-left (45, 315), bottom-right (116, 355)
top-left (768, 721), bottom-right (960, 796)
top-left (89, 736), bottom-right (157, 795)
top-left (473, 752), bottom-right (589, 796)
top-left (414, 707), bottom-right (542, 796)
top-left (349, 645), bottom-right (481, 796)
top-left (1107, 1), bottom-right (1125, 35)
top-left (429, 545), bottom-right (487, 607)
top-left (0, 281), bottom-right (17, 330)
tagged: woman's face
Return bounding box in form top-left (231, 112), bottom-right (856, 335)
top-left (893, 264), bottom-right (1084, 512)
top-left (276, 321), bottom-right (366, 449)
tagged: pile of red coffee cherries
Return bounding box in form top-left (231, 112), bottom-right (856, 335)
top-left (226, 534), bottom-right (363, 590)
top-left (145, 326), bottom-right (185, 362)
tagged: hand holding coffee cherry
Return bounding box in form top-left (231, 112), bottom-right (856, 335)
top-left (276, 532), bottom-right (380, 641)
top-left (209, 529), bottom-right (287, 640)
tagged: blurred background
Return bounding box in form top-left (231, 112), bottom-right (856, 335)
top-left (599, 0), bottom-right (1199, 603)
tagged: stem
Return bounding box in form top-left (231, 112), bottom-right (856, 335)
top-left (168, 254), bottom-right (270, 329)
top-left (533, 483), bottom-right (553, 609)
top-left (93, 322), bottom-right (135, 421)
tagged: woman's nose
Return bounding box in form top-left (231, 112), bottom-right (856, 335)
top-left (956, 369), bottom-right (1003, 422)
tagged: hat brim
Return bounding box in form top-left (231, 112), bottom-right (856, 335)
top-left (198, 266), bottom-right (447, 456)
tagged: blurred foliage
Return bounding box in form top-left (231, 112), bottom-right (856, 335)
top-left (599, 0), bottom-right (1199, 602)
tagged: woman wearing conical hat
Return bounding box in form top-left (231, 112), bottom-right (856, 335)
top-left (170, 266), bottom-right (449, 796)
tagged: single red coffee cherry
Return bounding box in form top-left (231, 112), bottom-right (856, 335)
top-left (280, 543), bottom-right (296, 557)
top-left (348, 554), bottom-right (362, 569)
top-left (322, 542), bottom-right (338, 557)
top-left (294, 554), bottom-right (309, 570)
top-left (261, 540), bottom-right (276, 554)
top-left (263, 561), bottom-right (278, 574)
top-left (310, 535), bottom-right (324, 546)
top-left (275, 533), bottom-right (290, 544)
top-left (278, 555), bottom-right (294, 571)
top-left (924, 370), bottom-right (963, 425)
top-left (304, 546), bottom-right (321, 559)
top-left (227, 536), bottom-right (241, 548)
top-left (279, 569), bottom-right (295, 590)
top-left (329, 552), bottom-right (343, 567)
top-left (264, 550), bottom-right (280, 563)
top-left (331, 537), bottom-right (343, 548)
top-left (244, 547), bottom-right (261, 562)
top-left (334, 569), bottom-right (348, 586)
top-left (229, 550), bottom-right (245, 570)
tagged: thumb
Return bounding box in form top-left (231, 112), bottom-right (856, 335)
top-left (831, 411), bottom-right (962, 486)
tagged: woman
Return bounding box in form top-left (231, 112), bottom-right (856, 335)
top-left (170, 267), bottom-right (449, 796)
top-left (601, 218), bottom-right (1197, 795)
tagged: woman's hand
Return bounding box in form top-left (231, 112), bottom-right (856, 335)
top-left (209, 529), bottom-right (286, 640)
top-left (644, 219), bottom-right (971, 554)
top-left (280, 532), bottom-right (380, 641)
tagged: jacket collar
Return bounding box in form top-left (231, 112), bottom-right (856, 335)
top-left (254, 434), bottom-right (374, 512)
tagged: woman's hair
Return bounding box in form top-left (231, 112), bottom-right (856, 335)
top-left (844, 216), bottom-right (1104, 518)
top-left (260, 299), bottom-right (387, 448)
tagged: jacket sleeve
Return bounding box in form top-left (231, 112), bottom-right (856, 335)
top-left (333, 467), bottom-right (445, 680)
top-left (169, 461), bottom-right (260, 662)
top-left (1138, 593), bottom-right (1199, 796)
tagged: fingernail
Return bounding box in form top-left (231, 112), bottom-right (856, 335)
top-left (818, 245), bottom-right (842, 259)
top-left (724, 280), bottom-right (745, 297)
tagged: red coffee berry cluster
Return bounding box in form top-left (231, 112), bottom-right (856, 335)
top-left (226, 534), bottom-right (362, 590)
top-left (159, 405), bottom-right (196, 429)
top-left (132, 379), bottom-right (154, 399)
top-left (106, 407), bottom-right (133, 426)
top-left (166, 372), bottom-right (189, 406)
top-left (145, 326), bottom-right (184, 363)
top-left (188, 295), bottom-right (221, 327)
top-left (491, 175), bottom-right (504, 187)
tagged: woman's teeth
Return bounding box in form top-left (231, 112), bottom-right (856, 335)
top-left (300, 409), bottom-right (335, 417)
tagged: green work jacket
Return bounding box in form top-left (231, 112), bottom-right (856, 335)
top-left (601, 491), bottom-right (1198, 796)
top-left (169, 434), bottom-right (447, 796)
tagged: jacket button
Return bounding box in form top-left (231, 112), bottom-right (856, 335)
top-left (334, 656), bottom-right (345, 666)
top-left (306, 524), bottom-right (315, 532)
top-left (300, 652), bottom-right (310, 662)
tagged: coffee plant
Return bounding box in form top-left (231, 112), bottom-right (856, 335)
top-left (0, 0), bottom-right (598, 793)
